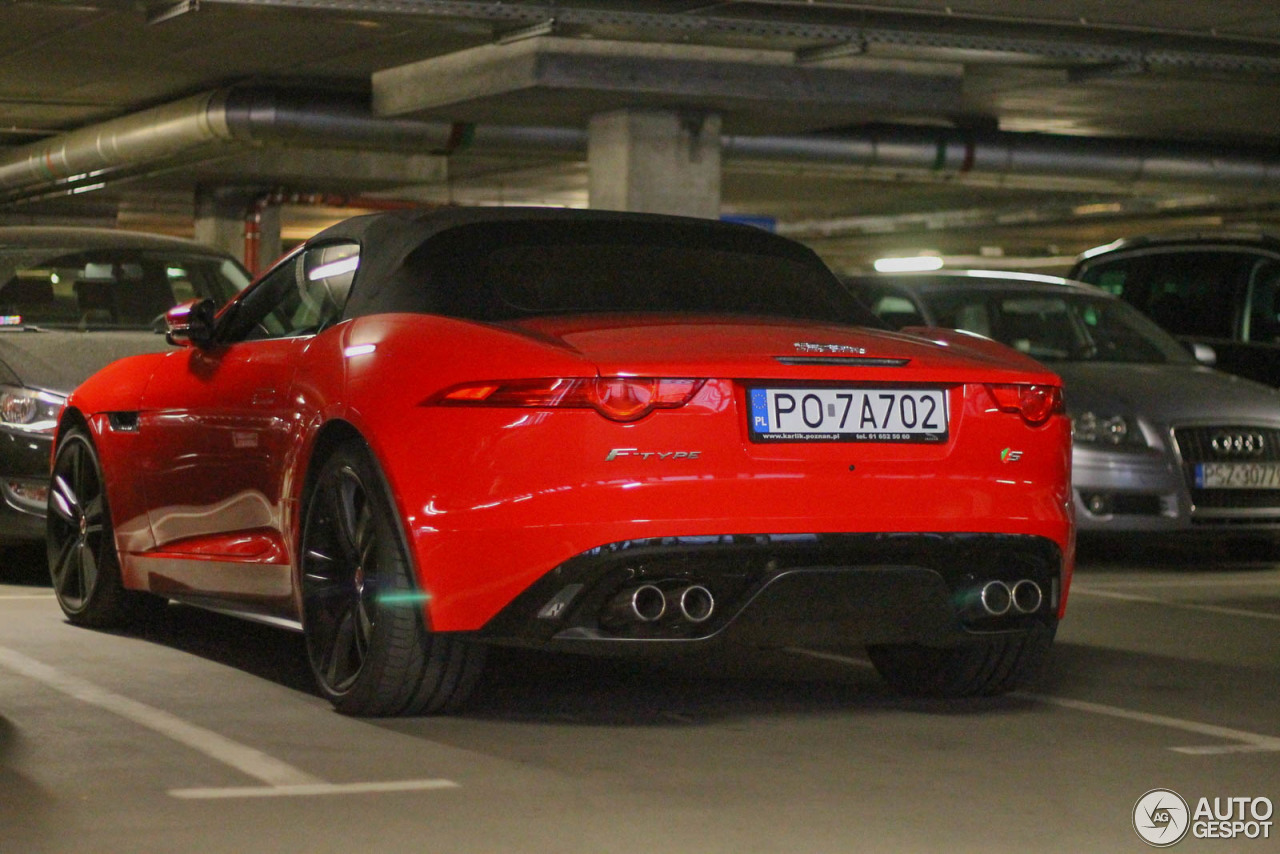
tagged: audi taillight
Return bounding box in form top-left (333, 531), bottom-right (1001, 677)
top-left (984, 383), bottom-right (1063, 426)
top-left (433, 377), bottom-right (706, 422)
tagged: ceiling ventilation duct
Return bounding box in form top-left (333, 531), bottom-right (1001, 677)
top-left (2, 86), bottom-right (1280, 204)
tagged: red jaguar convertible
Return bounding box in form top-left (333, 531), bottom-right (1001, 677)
top-left (47, 208), bottom-right (1073, 715)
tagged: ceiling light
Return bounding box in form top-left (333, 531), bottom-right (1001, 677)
top-left (147, 0), bottom-right (198, 25)
top-left (794, 39), bottom-right (868, 64)
top-left (495, 18), bottom-right (556, 45)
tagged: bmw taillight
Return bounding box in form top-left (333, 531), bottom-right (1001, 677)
top-left (984, 383), bottom-right (1063, 427)
top-left (433, 377), bottom-right (706, 422)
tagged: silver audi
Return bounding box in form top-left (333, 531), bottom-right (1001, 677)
top-left (846, 269), bottom-right (1280, 536)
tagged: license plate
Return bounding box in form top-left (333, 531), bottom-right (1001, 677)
top-left (1195, 462), bottom-right (1280, 489)
top-left (749, 387), bottom-right (948, 443)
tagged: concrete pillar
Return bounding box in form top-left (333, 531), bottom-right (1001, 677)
top-left (193, 187), bottom-right (249, 266)
top-left (588, 109), bottom-right (721, 219)
top-left (251, 203), bottom-right (283, 273)
top-left (193, 188), bottom-right (284, 274)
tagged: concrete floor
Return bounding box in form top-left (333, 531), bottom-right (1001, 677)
top-left (1, 539), bottom-right (1278, 854)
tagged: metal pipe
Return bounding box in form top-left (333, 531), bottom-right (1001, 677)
top-left (0, 88), bottom-right (586, 202)
top-left (0, 91), bottom-right (231, 196)
top-left (5, 86), bottom-right (1280, 204)
top-left (722, 126), bottom-right (1280, 189)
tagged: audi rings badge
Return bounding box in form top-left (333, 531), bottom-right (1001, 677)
top-left (1210, 431), bottom-right (1266, 458)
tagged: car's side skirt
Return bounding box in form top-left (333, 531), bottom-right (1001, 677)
top-left (123, 553), bottom-right (297, 622)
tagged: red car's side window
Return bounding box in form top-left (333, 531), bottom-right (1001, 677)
top-left (231, 241), bottom-right (360, 342)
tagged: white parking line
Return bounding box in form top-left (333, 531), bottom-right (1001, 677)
top-left (1017, 693), bottom-right (1280, 755)
top-left (0, 645), bottom-right (322, 786)
top-left (171, 780), bottom-right (459, 799)
top-left (0, 593), bottom-right (56, 599)
top-left (0, 646), bottom-right (459, 798)
top-left (1075, 576), bottom-right (1280, 590)
top-left (786, 647), bottom-right (1280, 755)
top-left (1071, 586), bottom-right (1280, 621)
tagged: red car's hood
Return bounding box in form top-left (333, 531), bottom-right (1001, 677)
top-left (501, 314), bottom-right (1056, 383)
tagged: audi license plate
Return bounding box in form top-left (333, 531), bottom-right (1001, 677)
top-left (1195, 462), bottom-right (1280, 489)
top-left (749, 387), bottom-right (948, 443)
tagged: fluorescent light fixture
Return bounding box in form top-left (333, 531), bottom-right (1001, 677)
top-left (496, 18), bottom-right (556, 44)
top-left (148, 0), bottom-right (198, 25)
top-left (343, 344), bottom-right (376, 357)
top-left (874, 255), bottom-right (944, 273)
top-left (794, 39), bottom-right (868, 64)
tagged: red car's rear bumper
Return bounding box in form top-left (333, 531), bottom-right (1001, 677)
top-left (364, 379), bottom-right (1074, 638)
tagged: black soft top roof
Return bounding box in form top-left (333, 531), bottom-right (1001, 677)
top-left (307, 206), bottom-right (832, 320)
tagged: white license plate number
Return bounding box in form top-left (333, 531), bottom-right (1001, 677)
top-left (1195, 462), bottom-right (1280, 489)
top-left (749, 387), bottom-right (948, 443)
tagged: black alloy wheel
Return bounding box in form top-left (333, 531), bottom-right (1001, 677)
top-left (47, 427), bottom-right (153, 627)
top-left (300, 440), bottom-right (485, 716)
top-left (301, 456), bottom-right (381, 696)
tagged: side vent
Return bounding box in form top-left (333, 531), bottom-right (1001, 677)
top-left (106, 412), bottom-right (140, 432)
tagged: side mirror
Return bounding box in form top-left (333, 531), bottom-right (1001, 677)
top-left (165, 298), bottom-right (217, 349)
top-left (1190, 342), bottom-right (1217, 366)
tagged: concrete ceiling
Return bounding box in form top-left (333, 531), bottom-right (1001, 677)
top-left (4, 0), bottom-right (1280, 272)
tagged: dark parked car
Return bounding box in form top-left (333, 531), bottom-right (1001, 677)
top-left (847, 269), bottom-right (1280, 540)
top-left (1069, 231), bottom-right (1280, 388)
top-left (0, 227), bottom-right (250, 544)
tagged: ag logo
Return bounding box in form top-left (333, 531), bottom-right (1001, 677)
top-left (1134, 788), bottom-right (1190, 847)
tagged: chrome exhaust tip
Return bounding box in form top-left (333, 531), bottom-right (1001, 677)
top-left (977, 580), bottom-right (1012, 617)
top-left (604, 584), bottom-right (666, 624)
top-left (1010, 579), bottom-right (1044, 614)
top-left (669, 585), bottom-right (715, 623)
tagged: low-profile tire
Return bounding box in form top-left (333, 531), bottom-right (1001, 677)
top-left (867, 619), bottom-right (1056, 698)
top-left (47, 426), bottom-right (164, 628)
top-left (300, 439), bottom-right (485, 716)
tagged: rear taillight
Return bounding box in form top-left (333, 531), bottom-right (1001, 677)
top-left (984, 383), bottom-right (1064, 427)
top-left (433, 377), bottom-right (706, 422)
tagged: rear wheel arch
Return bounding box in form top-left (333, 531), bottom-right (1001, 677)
top-left (299, 419), bottom-right (367, 514)
top-left (296, 420), bottom-right (407, 598)
top-left (297, 433), bottom-right (485, 714)
top-left (299, 420), bottom-right (423, 588)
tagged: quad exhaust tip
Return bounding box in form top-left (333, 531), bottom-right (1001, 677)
top-left (669, 585), bottom-right (715, 623)
top-left (603, 583), bottom-right (716, 626)
top-left (968, 579), bottom-right (1044, 618)
top-left (605, 584), bottom-right (666, 625)
top-left (1010, 579), bottom-right (1043, 614)
top-left (978, 580), bottom-right (1013, 617)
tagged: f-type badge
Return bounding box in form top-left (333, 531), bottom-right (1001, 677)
top-left (606, 448), bottom-right (702, 461)
top-left (1001, 448), bottom-right (1024, 462)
